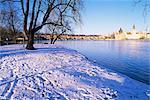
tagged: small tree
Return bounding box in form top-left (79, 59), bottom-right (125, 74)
top-left (48, 25), bottom-right (67, 44)
top-left (47, 16), bottom-right (72, 44)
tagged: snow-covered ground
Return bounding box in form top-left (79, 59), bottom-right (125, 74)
top-left (0, 44), bottom-right (149, 100)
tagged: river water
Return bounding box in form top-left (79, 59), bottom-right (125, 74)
top-left (41, 40), bottom-right (150, 84)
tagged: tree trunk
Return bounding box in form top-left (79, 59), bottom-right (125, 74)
top-left (50, 38), bottom-right (54, 44)
top-left (12, 37), bottom-right (16, 44)
top-left (50, 34), bottom-right (54, 44)
top-left (52, 37), bottom-right (58, 44)
top-left (26, 32), bottom-right (35, 50)
top-left (52, 34), bottom-right (61, 44)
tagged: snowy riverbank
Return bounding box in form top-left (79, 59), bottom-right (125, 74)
top-left (0, 44), bottom-right (149, 99)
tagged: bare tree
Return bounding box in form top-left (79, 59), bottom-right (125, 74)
top-left (134, 0), bottom-right (150, 16)
top-left (1, 0), bottom-right (83, 50)
top-left (134, 0), bottom-right (150, 32)
top-left (0, 0), bottom-right (22, 43)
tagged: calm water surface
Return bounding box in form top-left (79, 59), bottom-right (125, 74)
top-left (54, 40), bottom-right (150, 84)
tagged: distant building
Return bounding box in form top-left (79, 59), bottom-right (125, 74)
top-left (146, 33), bottom-right (150, 39)
top-left (115, 25), bottom-right (146, 40)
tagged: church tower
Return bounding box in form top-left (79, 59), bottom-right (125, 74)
top-left (119, 28), bottom-right (123, 33)
top-left (132, 24), bottom-right (136, 35)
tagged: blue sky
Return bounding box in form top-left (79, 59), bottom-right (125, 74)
top-left (74, 0), bottom-right (150, 35)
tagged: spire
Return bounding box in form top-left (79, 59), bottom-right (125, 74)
top-left (133, 24), bottom-right (135, 29)
top-left (119, 28), bottom-right (123, 33)
top-left (132, 24), bottom-right (136, 35)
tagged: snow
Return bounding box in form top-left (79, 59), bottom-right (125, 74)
top-left (0, 44), bottom-right (149, 100)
